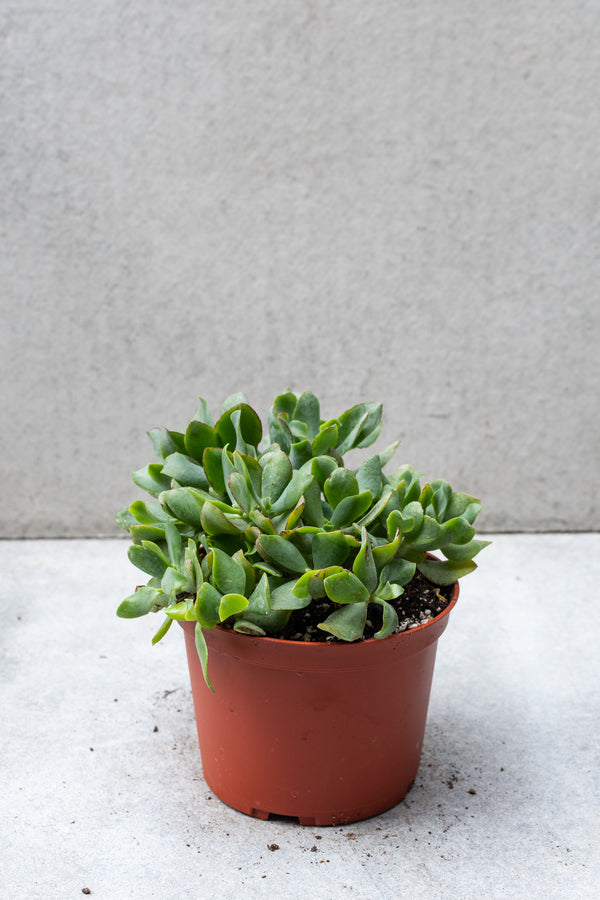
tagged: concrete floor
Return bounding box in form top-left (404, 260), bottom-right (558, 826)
top-left (1, 535), bottom-right (598, 899)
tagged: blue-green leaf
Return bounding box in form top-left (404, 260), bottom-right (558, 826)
top-left (132, 464), bottom-right (173, 497)
top-left (417, 557), bottom-right (477, 584)
top-left (162, 453), bottom-right (209, 489)
top-left (212, 548), bottom-right (247, 595)
top-left (324, 570), bottom-right (370, 604)
top-left (329, 491), bottom-right (373, 528)
top-left (318, 602), bottom-right (368, 641)
top-left (117, 586), bottom-right (164, 618)
top-left (256, 534), bottom-right (309, 574)
top-left (194, 622), bottom-right (214, 692)
top-left (127, 542), bottom-right (170, 579)
top-left (196, 582), bottom-right (222, 628)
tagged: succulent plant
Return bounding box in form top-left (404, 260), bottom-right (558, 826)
top-left (117, 391), bottom-right (489, 689)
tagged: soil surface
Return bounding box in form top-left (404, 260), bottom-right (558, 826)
top-left (276, 571), bottom-right (454, 642)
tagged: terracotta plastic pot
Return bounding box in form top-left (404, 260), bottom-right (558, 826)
top-left (181, 582), bottom-right (458, 826)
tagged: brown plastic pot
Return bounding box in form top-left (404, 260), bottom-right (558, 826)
top-left (181, 581), bottom-right (458, 826)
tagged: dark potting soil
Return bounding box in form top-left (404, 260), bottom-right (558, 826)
top-left (275, 570), bottom-right (454, 643)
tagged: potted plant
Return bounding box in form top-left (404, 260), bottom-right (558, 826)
top-left (117, 391), bottom-right (489, 825)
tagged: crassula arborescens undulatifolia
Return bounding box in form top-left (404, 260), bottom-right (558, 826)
top-left (117, 391), bottom-right (489, 689)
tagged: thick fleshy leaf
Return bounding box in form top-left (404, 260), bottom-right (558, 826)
top-left (352, 528), bottom-right (378, 593)
top-left (318, 601), bottom-right (368, 641)
top-left (442, 539), bottom-right (492, 561)
top-left (409, 516), bottom-right (442, 550)
top-left (212, 548), bottom-right (247, 595)
top-left (200, 502), bottom-right (245, 536)
top-left (293, 391), bottom-right (321, 438)
top-left (234, 451), bottom-right (263, 500)
top-left (127, 542), bottom-right (170, 579)
top-left (309, 455), bottom-right (339, 488)
top-left (270, 471), bottom-right (313, 515)
top-left (301, 478), bottom-right (324, 527)
top-left (227, 472), bottom-right (252, 513)
top-left (117, 586), bottom-right (163, 618)
top-left (353, 490), bottom-right (393, 531)
top-left (184, 421), bottom-right (219, 462)
top-left (132, 464), bottom-right (173, 497)
top-left (293, 566), bottom-right (345, 599)
top-left (233, 619), bottom-right (266, 636)
top-left (373, 598), bottom-right (399, 639)
top-left (445, 492), bottom-right (482, 523)
top-left (246, 573), bottom-right (270, 615)
top-left (324, 468), bottom-right (359, 509)
top-left (378, 441), bottom-right (401, 468)
top-left (202, 447), bottom-right (227, 494)
top-left (270, 579), bottom-right (312, 610)
top-left (312, 423), bottom-right (338, 456)
top-left (261, 449), bottom-right (292, 504)
top-left (162, 453), bottom-right (209, 489)
top-left (184, 539), bottom-right (203, 588)
top-left (374, 580), bottom-right (404, 602)
top-left (164, 522), bottom-right (182, 567)
top-left (271, 392), bottom-right (297, 419)
top-left (289, 440), bottom-right (313, 469)
top-left (336, 403), bottom-right (382, 454)
top-left (329, 491), bottom-right (373, 528)
top-left (164, 598), bottom-right (195, 621)
top-left (267, 410), bottom-right (292, 453)
top-left (129, 500), bottom-right (172, 525)
top-left (438, 517), bottom-right (476, 547)
top-left (417, 557), bottom-right (477, 585)
top-left (312, 531), bottom-right (355, 568)
top-left (379, 558), bottom-right (416, 586)
top-left (324, 571), bottom-right (370, 604)
top-left (194, 622), bottom-right (214, 692)
top-left (429, 480), bottom-right (452, 519)
top-left (161, 566), bottom-right (190, 597)
top-left (195, 582), bottom-right (222, 628)
top-left (372, 530), bottom-right (402, 569)
top-left (116, 507), bottom-right (138, 531)
top-left (151, 616), bottom-right (173, 644)
top-left (148, 427), bottom-right (186, 461)
top-left (193, 397), bottom-right (214, 426)
top-left (160, 489), bottom-right (204, 529)
top-left (215, 403), bottom-right (262, 450)
top-left (219, 593), bottom-right (249, 621)
top-left (356, 455), bottom-right (383, 498)
top-left (256, 534), bottom-right (309, 574)
top-left (129, 524), bottom-right (167, 543)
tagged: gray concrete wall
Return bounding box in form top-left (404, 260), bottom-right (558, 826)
top-left (2, 1), bottom-right (598, 537)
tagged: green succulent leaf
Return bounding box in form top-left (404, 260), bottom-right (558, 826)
top-left (132, 464), bottom-right (173, 497)
top-left (212, 548), bottom-right (247, 595)
top-left (442, 539), bottom-right (492, 561)
top-left (336, 403), bottom-right (382, 454)
top-left (246, 573), bottom-right (270, 615)
top-left (445, 492), bottom-right (482, 523)
top-left (202, 447), bottom-right (227, 494)
top-left (117, 586), bottom-right (164, 618)
top-left (312, 531), bottom-right (355, 568)
top-left (308, 455), bottom-right (339, 489)
top-left (324, 468), bottom-right (359, 509)
top-left (330, 490), bottom-right (373, 528)
top-left (261, 449), bottom-right (292, 504)
top-left (372, 598), bottom-right (399, 639)
top-left (201, 502), bottom-right (245, 536)
top-left (318, 601), bottom-right (368, 641)
top-left (164, 522), bottom-right (182, 567)
top-left (148, 427), bottom-right (186, 461)
top-left (219, 593), bottom-right (249, 621)
top-left (151, 616), bottom-right (173, 645)
top-left (256, 534), bottom-right (309, 574)
top-left (289, 440), bottom-right (313, 469)
top-left (161, 566), bottom-right (190, 597)
top-left (129, 500), bottom-right (172, 525)
top-left (312, 423), bottom-right (338, 456)
top-left (293, 566), bottom-right (345, 599)
top-left (127, 542), bottom-right (171, 579)
top-left (417, 557), bottom-right (477, 585)
top-left (193, 397), bottom-right (214, 426)
top-left (129, 524), bottom-right (167, 543)
top-left (379, 557), bottom-right (416, 586)
top-left (409, 516), bottom-right (442, 550)
top-left (184, 421), bottom-right (219, 463)
top-left (195, 582), bottom-right (222, 628)
top-left (324, 570), bottom-right (370, 604)
top-left (352, 528), bottom-right (378, 593)
top-left (378, 441), bottom-right (401, 468)
top-left (215, 403), bottom-right (262, 451)
top-left (162, 452), bottom-right (209, 489)
top-left (356, 455), bottom-right (383, 498)
top-left (233, 619), bottom-right (266, 636)
top-left (116, 507), bottom-right (138, 531)
top-left (227, 471), bottom-right (253, 513)
top-left (194, 622), bottom-right (214, 692)
top-left (270, 579), bottom-right (312, 610)
top-left (353, 490), bottom-right (393, 531)
top-left (160, 488), bottom-right (204, 529)
top-left (372, 530), bottom-right (402, 569)
top-left (269, 471), bottom-right (313, 516)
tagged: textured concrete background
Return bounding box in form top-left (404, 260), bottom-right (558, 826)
top-left (2, 1), bottom-right (599, 536)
